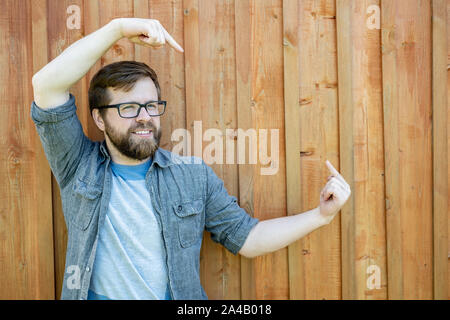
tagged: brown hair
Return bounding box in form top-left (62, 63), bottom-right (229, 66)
top-left (88, 61), bottom-right (161, 116)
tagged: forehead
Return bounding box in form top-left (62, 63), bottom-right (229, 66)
top-left (108, 77), bottom-right (158, 104)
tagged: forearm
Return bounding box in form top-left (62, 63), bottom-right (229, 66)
top-left (239, 207), bottom-right (330, 258)
top-left (32, 19), bottom-right (123, 107)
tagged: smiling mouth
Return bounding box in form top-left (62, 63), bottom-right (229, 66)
top-left (133, 130), bottom-right (153, 137)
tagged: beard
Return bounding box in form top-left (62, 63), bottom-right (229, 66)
top-left (104, 119), bottom-right (162, 161)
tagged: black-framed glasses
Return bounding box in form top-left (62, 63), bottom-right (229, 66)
top-left (95, 100), bottom-right (167, 118)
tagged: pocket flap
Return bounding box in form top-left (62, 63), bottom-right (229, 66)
top-left (173, 199), bottom-right (203, 217)
top-left (73, 178), bottom-right (102, 200)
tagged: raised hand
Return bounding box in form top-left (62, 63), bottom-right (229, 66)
top-left (319, 160), bottom-right (351, 223)
top-left (118, 18), bottom-right (184, 52)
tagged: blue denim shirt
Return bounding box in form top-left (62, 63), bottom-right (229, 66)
top-left (30, 94), bottom-right (259, 300)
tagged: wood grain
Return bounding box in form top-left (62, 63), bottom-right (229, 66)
top-left (431, 0), bottom-right (448, 300)
top-left (282, 0), bottom-right (304, 299)
top-left (0, 0), bottom-right (447, 300)
top-left (284, 0), bottom-right (341, 300)
top-left (236, 0), bottom-right (289, 299)
top-left (0, 0), bottom-right (55, 299)
top-left (382, 0), bottom-right (433, 299)
top-left (234, 0), bottom-right (256, 299)
top-left (447, 0), bottom-right (450, 301)
top-left (143, 0), bottom-right (186, 152)
top-left (183, 0), bottom-right (242, 299)
top-left (46, 0), bottom-right (85, 300)
top-left (336, 0), bottom-right (387, 299)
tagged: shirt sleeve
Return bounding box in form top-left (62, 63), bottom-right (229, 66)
top-left (203, 161), bottom-right (259, 255)
top-left (30, 94), bottom-right (92, 189)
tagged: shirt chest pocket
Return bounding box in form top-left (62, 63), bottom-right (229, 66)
top-left (71, 178), bottom-right (102, 231)
top-left (173, 199), bottom-right (204, 248)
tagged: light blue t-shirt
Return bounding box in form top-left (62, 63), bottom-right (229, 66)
top-left (88, 157), bottom-right (171, 300)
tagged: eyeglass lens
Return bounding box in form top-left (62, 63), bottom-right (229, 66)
top-left (119, 103), bottom-right (164, 118)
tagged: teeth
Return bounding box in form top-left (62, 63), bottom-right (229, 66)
top-left (135, 130), bottom-right (150, 134)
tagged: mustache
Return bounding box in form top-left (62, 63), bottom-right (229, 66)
top-left (130, 123), bottom-right (158, 132)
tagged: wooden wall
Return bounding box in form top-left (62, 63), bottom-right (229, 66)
top-left (0, 0), bottom-right (448, 300)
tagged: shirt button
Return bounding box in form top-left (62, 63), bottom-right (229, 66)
top-left (86, 267), bottom-right (90, 272)
top-left (177, 205), bottom-right (182, 212)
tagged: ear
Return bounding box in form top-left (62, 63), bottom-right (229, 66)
top-left (92, 109), bottom-right (106, 132)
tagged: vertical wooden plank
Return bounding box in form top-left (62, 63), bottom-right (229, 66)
top-left (0, 0), bottom-right (55, 299)
top-left (382, 0), bottom-right (433, 299)
top-left (336, 0), bottom-right (387, 299)
top-left (136, 0), bottom-right (186, 152)
top-left (236, 0), bottom-right (289, 299)
top-left (30, 0), bottom-right (56, 300)
top-left (234, 0), bottom-right (256, 300)
top-left (447, 0), bottom-right (450, 301)
top-left (46, 0), bottom-right (85, 300)
top-left (300, 0), bottom-right (341, 300)
top-left (282, 0), bottom-right (304, 299)
top-left (335, 1), bottom-right (356, 299)
top-left (431, 0), bottom-right (448, 300)
top-left (83, 0), bottom-right (103, 141)
top-left (182, 0), bottom-right (207, 296)
top-left (98, 0), bottom-right (135, 63)
top-left (380, 0), bottom-right (402, 298)
top-left (183, 0), bottom-right (203, 153)
top-left (31, 0), bottom-right (56, 300)
top-left (284, 0), bottom-right (341, 299)
top-left (198, 0), bottom-right (241, 300)
top-left (133, 0), bottom-right (151, 67)
top-left (183, 0), bottom-right (242, 299)
top-left (255, 0), bottom-right (288, 299)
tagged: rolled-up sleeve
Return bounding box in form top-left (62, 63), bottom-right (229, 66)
top-left (203, 162), bottom-right (259, 255)
top-left (31, 94), bottom-right (92, 189)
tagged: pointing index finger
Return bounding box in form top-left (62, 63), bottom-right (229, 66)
top-left (325, 160), bottom-right (350, 190)
top-left (161, 26), bottom-right (184, 52)
top-left (325, 160), bottom-right (340, 176)
top-left (325, 160), bottom-right (347, 183)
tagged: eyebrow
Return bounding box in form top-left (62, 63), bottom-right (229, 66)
top-left (112, 100), bottom-right (160, 104)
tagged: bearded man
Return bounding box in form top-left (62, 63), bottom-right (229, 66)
top-left (31, 17), bottom-right (350, 300)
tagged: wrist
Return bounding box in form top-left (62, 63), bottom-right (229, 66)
top-left (108, 18), bottom-right (125, 39)
top-left (315, 206), bottom-right (333, 226)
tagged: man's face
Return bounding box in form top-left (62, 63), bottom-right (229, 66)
top-left (96, 77), bottom-right (162, 163)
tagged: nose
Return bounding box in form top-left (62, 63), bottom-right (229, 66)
top-left (135, 106), bottom-right (153, 122)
